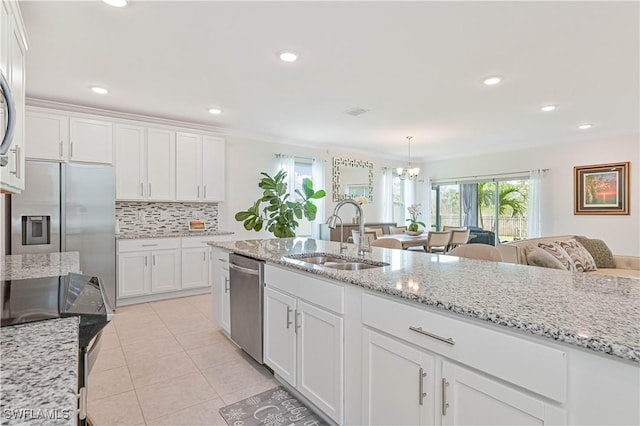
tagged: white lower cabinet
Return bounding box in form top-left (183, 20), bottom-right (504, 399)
top-left (210, 247), bottom-right (230, 333)
top-left (118, 248), bottom-right (180, 298)
top-left (362, 329), bottom-right (435, 426)
top-left (263, 265), bottom-right (344, 424)
top-left (149, 249), bottom-right (181, 293)
top-left (441, 362), bottom-right (565, 426)
top-left (181, 247), bottom-right (208, 289)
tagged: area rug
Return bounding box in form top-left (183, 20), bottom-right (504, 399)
top-left (219, 386), bottom-right (328, 426)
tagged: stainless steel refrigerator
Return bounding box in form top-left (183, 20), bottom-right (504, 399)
top-left (10, 160), bottom-right (116, 308)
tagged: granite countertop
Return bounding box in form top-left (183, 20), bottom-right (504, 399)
top-left (209, 238), bottom-right (640, 362)
top-left (116, 230), bottom-right (234, 239)
top-left (1, 252), bottom-right (81, 281)
top-left (1, 317), bottom-right (79, 425)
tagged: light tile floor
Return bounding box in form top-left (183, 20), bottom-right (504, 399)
top-left (88, 294), bottom-right (278, 426)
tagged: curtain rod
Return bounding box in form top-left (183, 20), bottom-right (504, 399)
top-left (275, 154), bottom-right (316, 162)
top-left (433, 169), bottom-right (549, 182)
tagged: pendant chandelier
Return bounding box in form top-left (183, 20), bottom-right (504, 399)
top-left (396, 136), bottom-right (420, 180)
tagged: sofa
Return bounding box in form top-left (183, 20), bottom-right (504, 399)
top-left (497, 235), bottom-right (640, 279)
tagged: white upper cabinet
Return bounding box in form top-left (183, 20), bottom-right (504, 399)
top-left (201, 135), bottom-right (225, 202)
top-left (69, 117), bottom-right (113, 164)
top-left (176, 132), bottom-right (225, 202)
top-left (0, 0), bottom-right (27, 194)
top-left (146, 128), bottom-right (175, 201)
top-left (115, 124), bottom-right (146, 200)
top-left (25, 112), bottom-right (68, 161)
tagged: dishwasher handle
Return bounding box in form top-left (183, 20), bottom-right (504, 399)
top-left (229, 263), bottom-right (260, 276)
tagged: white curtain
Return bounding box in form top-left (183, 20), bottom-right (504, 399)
top-left (277, 155), bottom-right (296, 195)
top-left (421, 176), bottom-right (432, 231)
top-left (381, 168), bottom-right (394, 222)
top-left (528, 169), bottom-right (544, 238)
top-left (311, 159), bottom-right (326, 239)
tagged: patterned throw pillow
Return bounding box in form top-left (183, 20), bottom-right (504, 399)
top-left (574, 236), bottom-right (616, 268)
top-left (537, 242), bottom-right (576, 271)
top-left (525, 247), bottom-right (566, 270)
top-left (559, 239), bottom-right (598, 272)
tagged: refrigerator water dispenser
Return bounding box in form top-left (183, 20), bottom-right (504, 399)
top-left (22, 216), bottom-right (51, 245)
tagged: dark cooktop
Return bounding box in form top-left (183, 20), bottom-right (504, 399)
top-left (1, 273), bottom-right (113, 347)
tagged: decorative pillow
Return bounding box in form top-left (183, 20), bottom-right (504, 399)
top-left (537, 242), bottom-right (576, 271)
top-left (574, 236), bottom-right (616, 268)
top-left (558, 239), bottom-right (598, 272)
top-left (525, 247), bottom-right (566, 270)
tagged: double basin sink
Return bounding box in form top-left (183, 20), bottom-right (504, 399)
top-left (284, 253), bottom-right (389, 271)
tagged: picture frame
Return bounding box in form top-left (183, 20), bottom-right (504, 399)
top-left (574, 162), bottom-right (629, 215)
top-left (188, 219), bottom-right (207, 231)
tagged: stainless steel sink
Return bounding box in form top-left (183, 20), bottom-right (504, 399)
top-left (283, 253), bottom-right (388, 270)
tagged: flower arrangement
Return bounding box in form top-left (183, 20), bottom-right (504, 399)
top-left (406, 203), bottom-right (426, 232)
top-left (355, 195), bottom-right (369, 205)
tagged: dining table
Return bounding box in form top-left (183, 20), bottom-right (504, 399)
top-left (377, 233), bottom-right (429, 250)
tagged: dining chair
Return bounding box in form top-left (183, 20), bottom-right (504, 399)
top-left (448, 229), bottom-right (471, 252)
top-left (389, 226), bottom-right (407, 234)
top-left (365, 227), bottom-right (384, 238)
top-left (448, 244), bottom-right (503, 262)
top-left (425, 231), bottom-right (452, 253)
top-left (370, 238), bottom-right (403, 250)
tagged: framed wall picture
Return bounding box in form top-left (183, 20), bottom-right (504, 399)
top-left (574, 162), bottom-right (629, 215)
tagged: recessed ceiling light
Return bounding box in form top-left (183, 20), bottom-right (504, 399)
top-left (102, 0), bottom-right (127, 7)
top-left (90, 86), bottom-right (109, 95)
top-left (540, 105), bottom-right (557, 112)
top-left (578, 123), bottom-right (593, 130)
top-left (483, 76), bottom-right (503, 86)
top-left (208, 108), bottom-right (222, 115)
top-left (279, 51), bottom-right (299, 62)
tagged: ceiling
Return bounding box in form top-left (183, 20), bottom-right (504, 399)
top-left (20, 1), bottom-right (639, 161)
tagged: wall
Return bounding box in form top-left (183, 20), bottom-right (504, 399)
top-left (116, 201), bottom-right (219, 235)
top-left (221, 136), bottom-right (401, 240)
top-left (422, 135), bottom-right (639, 256)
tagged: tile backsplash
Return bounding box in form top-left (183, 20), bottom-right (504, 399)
top-left (116, 201), bottom-right (219, 234)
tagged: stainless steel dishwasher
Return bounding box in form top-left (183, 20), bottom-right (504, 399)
top-left (228, 253), bottom-right (265, 363)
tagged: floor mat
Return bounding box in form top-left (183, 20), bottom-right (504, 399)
top-left (219, 386), bottom-right (328, 426)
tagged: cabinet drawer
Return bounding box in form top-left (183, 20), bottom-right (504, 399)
top-left (264, 265), bottom-right (344, 314)
top-left (181, 235), bottom-right (231, 248)
top-left (362, 293), bottom-right (567, 403)
top-left (118, 238), bottom-right (180, 252)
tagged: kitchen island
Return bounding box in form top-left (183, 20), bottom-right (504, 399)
top-left (209, 238), bottom-right (639, 426)
top-left (1, 252), bottom-right (82, 426)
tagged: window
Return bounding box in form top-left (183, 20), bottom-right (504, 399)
top-left (432, 178), bottom-right (529, 243)
top-left (292, 158), bottom-right (314, 236)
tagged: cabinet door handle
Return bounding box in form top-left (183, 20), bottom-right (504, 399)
top-left (70, 141), bottom-right (74, 158)
top-left (142, 243), bottom-right (158, 247)
top-left (9, 147), bottom-right (17, 175)
top-left (140, 182), bottom-right (144, 196)
top-left (204, 185), bottom-right (207, 199)
top-left (286, 306), bottom-right (293, 329)
top-left (419, 367), bottom-right (427, 405)
top-left (152, 255), bottom-right (156, 266)
top-left (442, 378), bottom-right (450, 416)
top-left (409, 326), bottom-right (455, 346)
top-left (59, 140), bottom-right (63, 157)
top-left (203, 252), bottom-right (206, 261)
top-left (144, 255), bottom-right (147, 267)
top-left (224, 277), bottom-right (229, 293)
top-left (149, 183), bottom-right (152, 197)
top-left (294, 311), bottom-right (301, 333)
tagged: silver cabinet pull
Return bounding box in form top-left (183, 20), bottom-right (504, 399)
top-left (409, 326), bottom-right (455, 346)
top-left (144, 255), bottom-right (147, 266)
top-left (152, 255), bottom-right (156, 266)
top-left (442, 378), bottom-right (450, 416)
top-left (224, 277), bottom-right (229, 293)
top-left (142, 243), bottom-right (158, 247)
top-left (217, 258), bottom-right (227, 262)
top-left (70, 141), bottom-right (74, 158)
top-left (16, 146), bottom-right (20, 178)
top-left (140, 182), bottom-right (144, 196)
top-left (9, 147), bottom-right (17, 175)
top-left (295, 311), bottom-right (301, 332)
top-left (419, 367), bottom-right (427, 405)
top-left (204, 185), bottom-right (207, 199)
top-left (197, 185), bottom-right (200, 198)
top-left (286, 306), bottom-right (293, 329)
top-left (59, 140), bottom-right (63, 157)
top-left (149, 183), bottom-right (152, 197)
top-left (203, 252), bottom-right (206, 261)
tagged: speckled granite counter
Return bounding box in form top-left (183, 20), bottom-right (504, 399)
top-left (116, 230), bottom-right (234, 239)
top-left (1, 252), bottom-right (80, 281)
top-left (1, 317), bottom-right (79, 425)
top-left (209, 238), bottom-right (640, 362)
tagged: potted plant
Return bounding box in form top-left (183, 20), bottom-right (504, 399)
top-left (235, 170), bottom-right (326, 238)
top-left (406, 203), bottom-right (426, 234)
